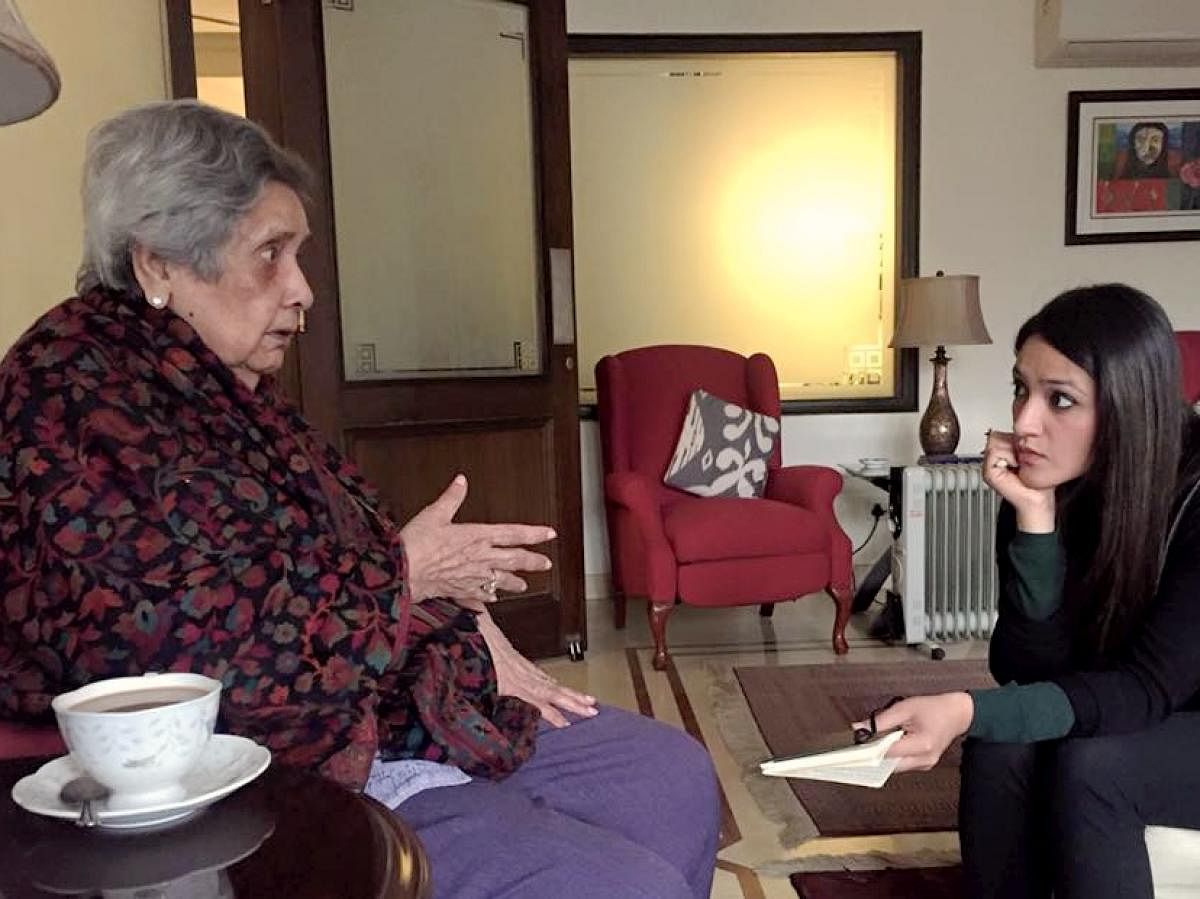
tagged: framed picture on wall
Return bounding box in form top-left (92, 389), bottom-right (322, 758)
top-left (1066, 88), bottom-right (1200, 245)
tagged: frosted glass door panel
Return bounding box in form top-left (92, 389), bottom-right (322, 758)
top-left (324, 0), bottom-right (542, 380)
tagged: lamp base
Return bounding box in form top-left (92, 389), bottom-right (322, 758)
top-left (919, 346), bottom-right (960, 457)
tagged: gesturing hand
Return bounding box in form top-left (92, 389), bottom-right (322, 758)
top-left (983, 429), bottom-right (1055, 532)
top-left (400, 475), bottom-right (556, 605)
top-left (852, 692), bottom-right (974, 773)
top-left (476, 610), bottom-right (598, 727)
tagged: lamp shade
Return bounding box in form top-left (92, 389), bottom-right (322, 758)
top-left (0, 0), bottom-right (60, 125)
top-left (890, 273), bottom-right (991, 348)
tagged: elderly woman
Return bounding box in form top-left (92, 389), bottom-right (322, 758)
top-left (0, 100), bottom-right (718, 899)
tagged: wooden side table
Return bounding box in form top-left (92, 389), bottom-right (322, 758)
top-left (0, 756), bottom-right (431, 899)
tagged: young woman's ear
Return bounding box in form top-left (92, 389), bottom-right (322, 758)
top-left (129, 243), bottom-right (172, 305)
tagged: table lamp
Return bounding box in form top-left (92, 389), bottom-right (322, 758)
top-left (0, 0), bottom-right (60, 125)
top-left (889, 271), bottom-right (991, 457)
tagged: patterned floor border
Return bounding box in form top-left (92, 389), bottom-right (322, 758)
top-left (625, 647), bottom-right (762, 897)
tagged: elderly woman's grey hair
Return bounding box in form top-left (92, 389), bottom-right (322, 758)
top-left (76, 99), bottom-right (312, 296)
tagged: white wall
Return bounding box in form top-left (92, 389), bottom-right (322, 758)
top-left (0, 0), bottom-right (168, 355)
top-left (569, 0), bottom-right (1200, 581)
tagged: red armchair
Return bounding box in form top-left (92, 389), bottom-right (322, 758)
top-left (1177, 331), bottom-right (1200, 403)
top-left (596, 345), bottom-right (854, 670)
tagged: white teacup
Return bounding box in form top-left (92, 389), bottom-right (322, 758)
top-left (52, 673), bottom-right (221, 811)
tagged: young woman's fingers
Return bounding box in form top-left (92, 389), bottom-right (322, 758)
top-left (869, 702), bottom-right (911, 734)
top-left (893, 754), bottom-right (937, 773)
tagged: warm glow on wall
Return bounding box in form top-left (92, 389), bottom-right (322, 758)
top-left (570, 52), bottom-right (898, 403)
top-left (720, 136), bottom-right (884, 325)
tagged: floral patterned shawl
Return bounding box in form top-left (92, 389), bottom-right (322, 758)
top-left (0, 290), bottom-right (537, 788)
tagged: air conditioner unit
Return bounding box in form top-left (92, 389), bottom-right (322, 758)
top-left (1036, 0), bottom-right (1200, 67)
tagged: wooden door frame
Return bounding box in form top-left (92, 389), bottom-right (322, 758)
top-left (163, 0), bottom-right (197, 98)
top-left (158, 0), bottom-right (585, 656)
top-left (163, 0), bottom-right (308, 403)
top-left (227, 0), bottom-right (584, 657)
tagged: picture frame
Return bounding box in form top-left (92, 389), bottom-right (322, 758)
top-left (1066, 89), bottom-right (1200, 245)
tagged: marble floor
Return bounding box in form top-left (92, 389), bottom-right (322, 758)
top-left (540, 589), bottom-right (988, 899)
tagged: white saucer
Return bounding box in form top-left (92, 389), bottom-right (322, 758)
top-left (11, 733), bottom-right (271, 830)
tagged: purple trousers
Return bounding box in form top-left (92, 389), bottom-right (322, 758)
top-left (395, 705), bottom-right (720, 898)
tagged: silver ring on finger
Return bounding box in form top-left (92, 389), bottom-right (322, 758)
top-left (481, 572), bottom-right (498, 595)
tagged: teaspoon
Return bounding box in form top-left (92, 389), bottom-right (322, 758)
top-left (59, 775), bottom-right (110, 828)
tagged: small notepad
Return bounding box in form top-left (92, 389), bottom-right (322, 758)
top-left (759, 729), bottom-right (903, 789)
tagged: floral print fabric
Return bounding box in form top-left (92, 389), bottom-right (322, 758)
top-left (0, 290), bottom-right (537, 788)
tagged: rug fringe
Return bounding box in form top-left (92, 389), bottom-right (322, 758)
top-left (755, 847), bottom-right (963, 877)
top-left (705, 661), bottom-right (819, 847)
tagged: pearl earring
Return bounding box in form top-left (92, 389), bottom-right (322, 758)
top-left (148, 295), bottom-right (167, 309)
top-left (298, 309), bottom-right (307, 334)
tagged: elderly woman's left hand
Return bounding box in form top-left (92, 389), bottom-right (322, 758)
top-left (400, 475), bottom-right (556, 606)
top-left (475, 610), bottom-right (598, 727)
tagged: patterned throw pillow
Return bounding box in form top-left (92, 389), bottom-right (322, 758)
top-left (663, 389), bottom-right (780, 498)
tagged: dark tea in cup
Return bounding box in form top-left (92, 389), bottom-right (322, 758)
top-left (70, 687), bottom-right (211, 714)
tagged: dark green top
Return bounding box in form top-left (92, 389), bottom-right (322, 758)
top-left (966, 530), bottom-right (1076, 742)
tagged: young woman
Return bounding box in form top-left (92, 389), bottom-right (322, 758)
top-left (865, 284), bottom-right (1200, 898)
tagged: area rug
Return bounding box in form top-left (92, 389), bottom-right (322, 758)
top-left (790, 865), bottom-right (963, 898)
top-left (715, 658), bottom-right (993, 841)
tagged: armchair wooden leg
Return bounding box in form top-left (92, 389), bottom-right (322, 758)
top-left (614, 594), bottom-right (627, 630)
top-left (759, 603), bottom-right (775, 618)
top-left (648, 601), bottom-right (674, 671)
top-left (827, 584), bottom-right (852, 655)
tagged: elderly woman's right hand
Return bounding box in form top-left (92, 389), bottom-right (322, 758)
top-left (400, 475), bottom-right (556, 605)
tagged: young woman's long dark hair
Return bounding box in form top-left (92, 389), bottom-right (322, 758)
top-left (1016, 284), bottom-right (1196, 655)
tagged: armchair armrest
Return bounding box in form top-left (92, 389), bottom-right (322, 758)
top-left (765, 465), bottom-right (843, 512)
top-left (766, 465), bottom-right (853, 590)
top-left (605, 471), bottom-right (675, 549)
top-left (604, 471), bottom-right (681, 600)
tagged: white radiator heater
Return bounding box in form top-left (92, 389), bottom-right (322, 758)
top-left (893, 463), bottom-right (1001, 645)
